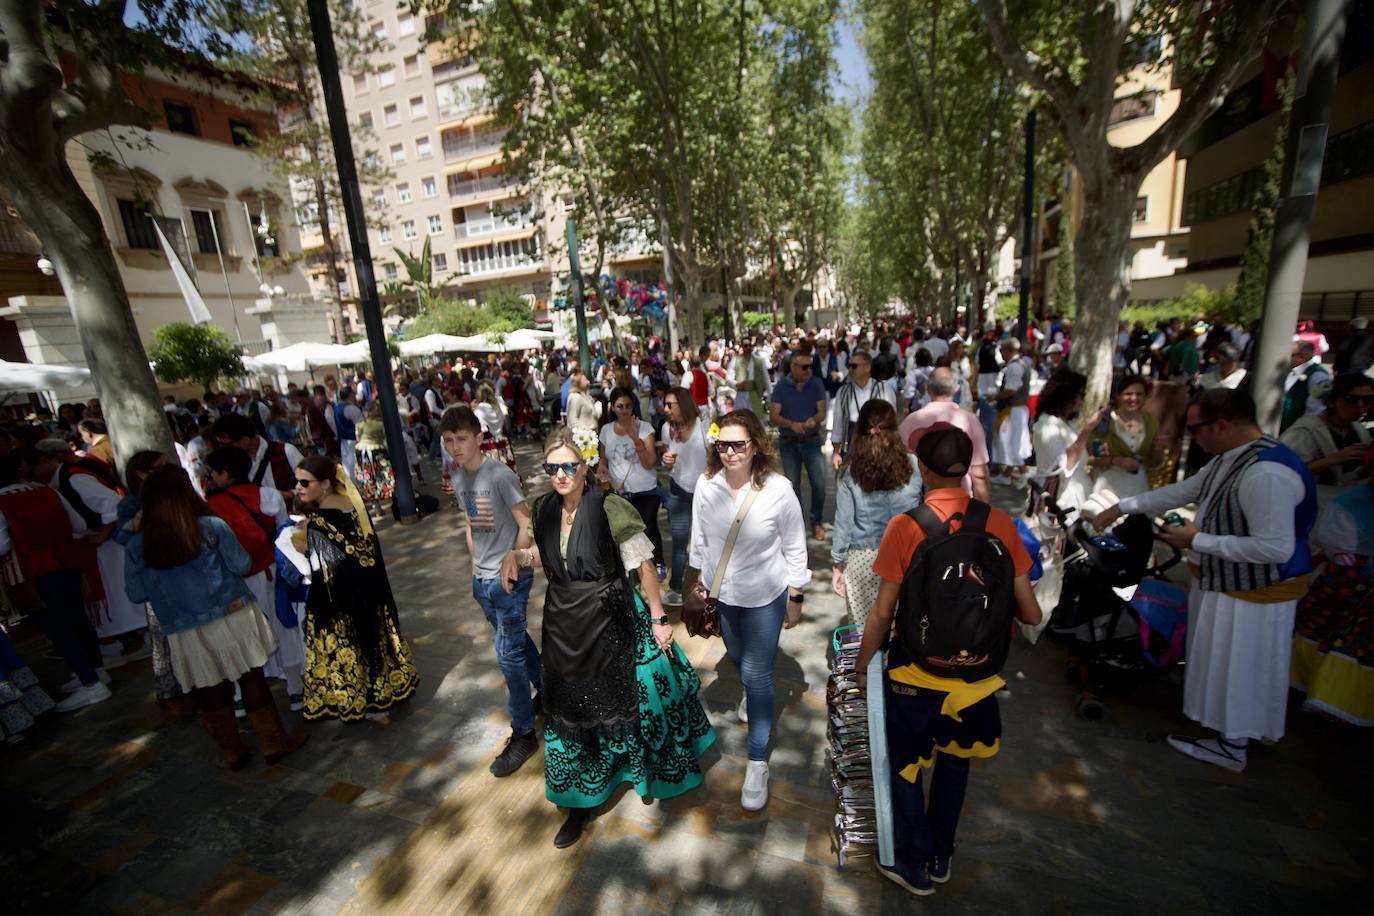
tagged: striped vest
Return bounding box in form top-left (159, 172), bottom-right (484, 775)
top-left (1196, 435), bottom-right (1316, 594)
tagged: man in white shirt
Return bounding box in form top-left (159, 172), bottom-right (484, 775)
top-left (989, 339), bottom-right (1033, 477)
top-left (829, 349), bottom-right (900, 469)
top-left (212, 413), bottom-right (304, 504)
top-left (1282, 340), bottom-right (1332, 432)
top-left (1095, 388), bottom-right (1316, 773)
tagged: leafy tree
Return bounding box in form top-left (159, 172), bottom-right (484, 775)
top-left (149, 323), bottom-right (246, 392)
top-left (481, 287), bottom-right (536, 330)
top-left (389, 237), bottom-right (439, 318)
top-left (408, 299), bottom-right (488, 337)
top-left (975, 0), bottom-right (1283, 404)
top-left (200, 0), bottom-right (390, 343)
top-left (1233, 71), bottom-right (1295, 324)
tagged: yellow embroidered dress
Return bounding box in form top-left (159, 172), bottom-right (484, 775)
top-left (302, 507), bottom-right (418, 720)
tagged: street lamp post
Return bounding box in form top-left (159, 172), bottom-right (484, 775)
top-left (306, 0), bottom-right (416, 520)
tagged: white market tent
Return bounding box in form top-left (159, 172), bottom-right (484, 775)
top-left (398, 333), bottom-right (471, 357)
top-left (250, 341), bottom-right (371, 373)
top-left (503, 328), bottom-right (555, 351)
top-left (0, 359), bottom-right (92, 393)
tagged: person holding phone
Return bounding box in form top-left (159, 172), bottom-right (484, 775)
top-left (1090, 374), bottom-right (1162, 505)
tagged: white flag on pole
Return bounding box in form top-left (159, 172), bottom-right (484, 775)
top-left (152, 218), bottom-right (213, 325)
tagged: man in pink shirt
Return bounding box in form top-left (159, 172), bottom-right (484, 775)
top-left (898, 367), bottom-right (991, 501)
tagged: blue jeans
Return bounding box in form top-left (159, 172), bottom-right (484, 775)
top-left (472, 571), bottom-right (540, 734)
top-left (717, 589), bottom-right (788, 761)
top-left (34, 569), bottom-right (101, 684)
top-left (426, 418), bottom-right (443, 459)
top-left (664, 480), bottom-right (693, 591)
top-left (977, 400), bottom-right (998, 470)
top-left (778, 438), bottom-right (826, 527)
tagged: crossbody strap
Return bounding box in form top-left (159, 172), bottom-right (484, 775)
top-left (708, 486), bottom-right (761, 599)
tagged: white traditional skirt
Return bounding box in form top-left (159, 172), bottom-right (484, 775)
top-left (842, 547), bottom-right (883, 627)
top-left (993, 405), bottom-right (1031, 467)
top-left (244, 571), bottom-right (306, 679)
top-left (167, 603), bottom-right (278, 692)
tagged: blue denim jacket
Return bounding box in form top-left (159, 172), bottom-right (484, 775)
top-left (832, 455), bottom-right (924, 565)
top-left (124, 516), bottom-right (254, 635)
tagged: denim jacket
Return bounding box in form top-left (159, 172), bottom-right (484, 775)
top-left (832, 454), bottom-right (923, 565)
top-left (124, 516), bottom-right (254, 635)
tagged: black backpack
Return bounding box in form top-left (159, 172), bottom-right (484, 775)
top-left (896, 500), bottom-right (1016, 682)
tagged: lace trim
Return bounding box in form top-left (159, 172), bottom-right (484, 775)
top-left (618, 532), bottom-right (656, 572)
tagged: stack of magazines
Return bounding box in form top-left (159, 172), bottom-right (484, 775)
top-left (829, 625), bottom-right (877, 865)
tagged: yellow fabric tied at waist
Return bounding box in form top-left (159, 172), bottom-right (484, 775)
top-left (995, 406), bottom-right (1011, 433)
top-left (888, 664), bottom-right (1005, 721)
top-left (1187, 562), bottom-right (1308, 604)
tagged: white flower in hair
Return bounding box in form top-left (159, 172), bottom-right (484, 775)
top-left (571, 425), bottom-right (600, 467)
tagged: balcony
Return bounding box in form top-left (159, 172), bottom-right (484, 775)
top-left (459, 252), bottom-right (546, 278)
top-left (442, 128), bottom-right (506, 164)
top-left (447, 173), bottom-right (519, 202)
top-left (453, 217), bottom-right (534, 240)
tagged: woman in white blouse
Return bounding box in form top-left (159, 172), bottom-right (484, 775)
top-left (690, 409), bottom-right (809, 812)
top-left (599, 386), bottom-right (664, 577)
top-left (1031, 369), bottom-right (1108, 522)
top-left (565, 374), bottom-right (599, 430)
top-left (658, 386), bottom-right (709, 604)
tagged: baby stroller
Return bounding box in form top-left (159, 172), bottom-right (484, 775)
top-left (1044, 512), bottom-right (1187, 720)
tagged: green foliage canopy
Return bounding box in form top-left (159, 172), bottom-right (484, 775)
top-left (149, 323), bottom-right (246, 391)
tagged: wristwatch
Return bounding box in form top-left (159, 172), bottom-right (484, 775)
top-left (788, 594), bottom-right (804, 604)
top-left (651, 615), bottom-right (670, 625)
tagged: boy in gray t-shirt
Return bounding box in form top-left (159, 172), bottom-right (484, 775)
top-left (440, 406), bottom-right (541, 777)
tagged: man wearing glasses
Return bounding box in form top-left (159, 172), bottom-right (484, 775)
top-left (1094, 388), bottom-right (1316, 774)
top-left (770, 343), bottom-right (829, 540)
top-left (829, 348), bottom-right (900, 470)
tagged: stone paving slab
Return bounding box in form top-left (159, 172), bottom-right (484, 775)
top-left (1, 440), bottom-right (1370, 914)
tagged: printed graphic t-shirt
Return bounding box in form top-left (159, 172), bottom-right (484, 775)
top-left (453, 458), bottom-right (527, 578)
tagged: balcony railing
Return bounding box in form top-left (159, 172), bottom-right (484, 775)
top-left (454, 217), bottom-right (532, 239)
top-left (442, 128), bottom-right (506, 162)
top-left (447, 174), bottom-right (518, 200)
top-left (460, 252), bottom-right (545, 277)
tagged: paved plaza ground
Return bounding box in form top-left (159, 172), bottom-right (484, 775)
top-left (2, 440), bottom-right (1370, 914)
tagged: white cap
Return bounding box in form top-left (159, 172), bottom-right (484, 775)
top-left (1046, 343), bottom-right (1064, 354)
top-left (1352, 317), bottom-right (1369, 330)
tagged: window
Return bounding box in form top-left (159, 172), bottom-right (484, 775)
top-left (421, 177), bottom-right (437, 198)
top-left (1133, 196), bottom-right (1149, 223)
top-left (390, 143), bottom-right (406, 164)
top-left (415, 136), bottom-right (433, 159)
top-left (371, 190), bottom-right (387, 207)
top-left (397, 13), bottom-right (415, 36)
top-left (404, 54), bottom-right (420, 78)
top-left (189, 209), bottom-right (226, 255)
top-left (358, 111), bottom-right (374, 130)
top-left (451, 206), bottom-right (467, 225)
top-left (396, 182), bottom-right (412, 203)
top-left (364, 151), bottom-right (382, 169)
top-left (378, 66), bottom-right (395, 88)
top-left (371, 21), bottom-right (387, 40)
top-left (353, 73), bottom-right (368, 93)
top-left (255, 219), bottom-right (280, 258)
top-left (1109, 91), bottom-right (1159, 126)
top-left (384, 104), bottom-right (400, 127)
top-left (433, 252), bottom-right (448, 272)
top-left (379, 225), bottom-right (392, 243)
top-left (409, 96), bottom-right (427, 119)
top-left (427, 214), bottom-right (443, 235)
top-left (384, 262), bottom-right (398, 280)
top-left (117, 199), bottom-right (159, 250)
top-left (228, 119), bottom-right (257, 147)
top-left (163, 100), bottom-right (197, 135)
top-left (401, 220), bottom-right (417, 239)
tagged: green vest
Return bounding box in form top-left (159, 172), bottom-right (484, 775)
top-left (1281, 364), bottom-right (1324, 433)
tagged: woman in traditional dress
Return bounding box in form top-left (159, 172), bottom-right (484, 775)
top-left (1290, 448), bottom-right (1374, 726)
top-left (475, 382), bottom-right (519, 475)
top-left (354, 400), bottom-right (397, 506)
top-left (831, 399), bottom-right (922, 626)
top-left (1090, 374), bottom-right (1162, 506)
top-left (123, 466), bottom-right (306, 769)
top-left (294, 455), bottom-right (418, 724)
top-left (1281, 374), bottom-right (1373, 491)
top-left (500, 427), bottom-right (714, 848)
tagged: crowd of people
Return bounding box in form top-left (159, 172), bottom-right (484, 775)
top-left (0, 308), bottom-right (1370, 898)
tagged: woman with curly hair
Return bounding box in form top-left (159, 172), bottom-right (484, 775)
top-left (1031, 369), bottom-right (1109, 520)
top-left (690, 409), bottom-right (810, 811)
top-left (832, 400), bottom-right (923, 625)
top-left (499, 427), bottom-right (714, 848)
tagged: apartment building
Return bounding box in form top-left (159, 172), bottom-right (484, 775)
top-left (1035, 35), bottom-right (1190, 309)
top-left (1150, 5), bottom-right (1374, 325)
top-left (2, 62), bottom-right (325, 399)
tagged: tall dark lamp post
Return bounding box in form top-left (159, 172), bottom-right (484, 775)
top-left (306, 0), bottom-right (416, 519)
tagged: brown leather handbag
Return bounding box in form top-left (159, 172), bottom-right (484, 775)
top-left (681, 487), bottom-right (760, 638)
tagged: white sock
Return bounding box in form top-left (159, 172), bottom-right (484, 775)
top-left (284, 665), bottom-right (304, 696)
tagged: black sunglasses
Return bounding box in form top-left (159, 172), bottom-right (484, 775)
top-left (542, 461), bottom-right (582, 477)
top-left (715, 440), bottom-right (751, 454)
top-left (293, 478), bottom-right (317, 488)
top-left (793, 362), bottom-right (812, 371)
top-left (1185, 418), bottom-right (1218, 435)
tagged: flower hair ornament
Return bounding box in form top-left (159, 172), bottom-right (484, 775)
top-left (705, 422), bottom-right (721, 446)
top-left (570, 425), bottom-right (600, 467)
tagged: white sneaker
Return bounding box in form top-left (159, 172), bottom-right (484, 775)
top-left (1166, 734), bottom-right (1247, 773)
top-left (100, 643), bottom-right (151, 669)
top-left (662, 589), bottom-right (682, 606)
top-left (60, 670), bottom-right (111, 693)
top-left (741, 760), bottom-right (769, 811)
top-left (737, 696), bottom-right (749, 724)
top-left (55, 681), bottom-right (112, 713)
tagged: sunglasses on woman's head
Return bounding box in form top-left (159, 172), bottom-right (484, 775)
top-left (715, 440), bottom-right (750, 454)
top-left (543, 461), bottom-right (582, 477)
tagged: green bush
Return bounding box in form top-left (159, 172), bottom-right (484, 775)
top-left (408, 300), bottom-right (488, 337)
top-left (1124, 283), bottom-right (1238, 328)
top-left (149, 323), bottom-right (245, 391)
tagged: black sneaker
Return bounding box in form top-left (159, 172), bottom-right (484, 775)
top-left (876, 860), bottom-right (934, 897)
top-left (489, 730), bottom-right (539, 777)
top-left (929, 855), bottom-right (951, 883)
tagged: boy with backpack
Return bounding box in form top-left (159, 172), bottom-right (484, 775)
top-left (439, 406), bottom-right (542, 777)
top-left (855, 424), bottom-right (1042, 897)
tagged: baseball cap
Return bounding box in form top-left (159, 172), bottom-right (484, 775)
top-left (1046, 343), bottom-right (1064, 354)
top-left (912, 422), bottom-right (973, 477)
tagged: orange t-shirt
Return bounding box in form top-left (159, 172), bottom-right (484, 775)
top-left (873, 488), bottom-right (1033, 585)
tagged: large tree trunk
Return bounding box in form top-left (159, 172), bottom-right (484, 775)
top-left (780, 285), bottom-right (801, 332)
top-left (681, 268), bottom-right (706, 351)
top-left (312, 173), bottom-right (347, 342)
top-left (1069, 174), bottom-right (1139, 407)
top-left (3, 154), bottom-right (174, 469)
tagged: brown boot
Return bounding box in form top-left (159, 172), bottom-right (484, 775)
top-left (245, 704), bottom-right (309, 765)
top-left (201, 708), bottom-right (253, 771)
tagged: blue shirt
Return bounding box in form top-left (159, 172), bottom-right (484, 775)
top-left (770, 374), bottom-right (828, 436)
top-left (124, 516), bottom-right (255, 635)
